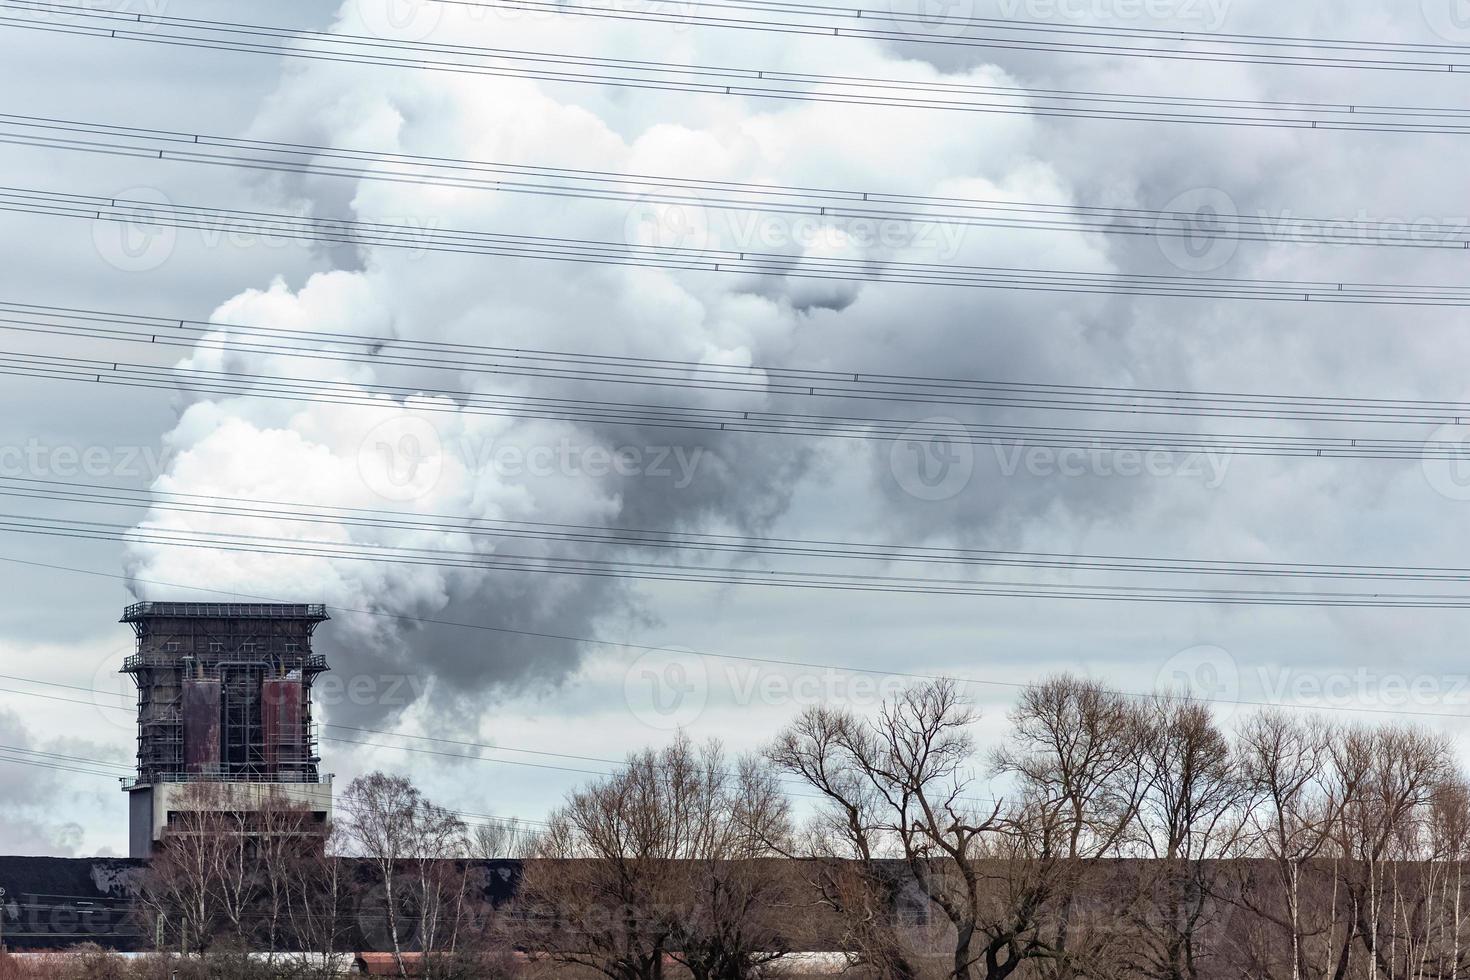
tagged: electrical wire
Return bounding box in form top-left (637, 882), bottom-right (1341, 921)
top-left (13, 185), bottom-right (1470, 304)
top-left (6, 3), bottom-right (1470, 132)
top-left (7, 510), bottom-right (1470, 606)
top-left (3, 112), bottom-right (1467, 252)
top-left (7, 550), bottom-right (1470, 722)
top-left (6, 298), bottom-right (1470, 427)
top-left (0, 673), bottom-right (948, 809)
top-left (414, 0), bottom-right (1470, 74)
top-left (0, 743), bottom-right (548, 831)
top-left (11, 475), bottom-right (1470, 586)
top-left (2, 345), bottom-right (1466, 460)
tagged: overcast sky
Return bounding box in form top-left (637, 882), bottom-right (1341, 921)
top-left (3, 0), bottom-right (1470, 855)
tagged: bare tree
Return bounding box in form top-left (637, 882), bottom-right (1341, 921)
top-left (135, 782), bottom-right (256, 955)
top-left (772, 679), bottom-right (1060, 980)
top-left (518, 734), bottom-right (789, 980)
top-left (1125, 697), bottom-right (1250, 980)
top-left (1233, 710), bottom-right (1341, 980)
top-left (667, 750), bottom-right (794, 980)
top-left (339, 772), bottom-right (475, 980)
top-left (467, 818), bottom-right (527, 860)
top-left (1331, 723), bottom-right (1454, 980)
top-left (991, 675), bottom-right (1150, 979)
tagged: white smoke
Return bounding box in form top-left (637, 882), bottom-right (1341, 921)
top-left (123, 0), bottom-right (1121, 734)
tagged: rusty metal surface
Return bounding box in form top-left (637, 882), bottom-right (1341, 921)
top-left (181, 678), bottom-right (221, 774)
top-left (261, 677), bottom-right (304, 775)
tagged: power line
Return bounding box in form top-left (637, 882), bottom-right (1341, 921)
top-left (0, 742), bottom-right (132, 779)
top-left (3, 345), bottom-right (1467, 460)
top-left (416, 0), bottom-right (1470, 74)
top-left (13, 475), bottom-right (1470, 585)
top-left (5, 550), bottom-right (1470, 723)
top-left (7, 3), bottom-right (1470, 132)
top-left (9, 510), bottom-right (1470, 607)
top-left (3, 112), bottom-right (1467, 252)
top-left (0, 742), bottom-right (548, 831)
top-left (0, 672), bottom-right (951, 808)
top-left (0, 680), bottom-right (889, 818)
top-left (9, 299), bottom-right (1470, 426)
top-left (14, 186), bottom-right (1470, 304)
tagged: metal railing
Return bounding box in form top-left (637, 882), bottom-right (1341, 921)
top-left (123, 653), bottom-right (327, 672)
top-left (147, 771), bottom-right (331, 785)
top-left (122, 602), bottom-right (328, 621)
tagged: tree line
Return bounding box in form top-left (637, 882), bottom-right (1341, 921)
top-left (23, 672), bottom-right (1470, 980)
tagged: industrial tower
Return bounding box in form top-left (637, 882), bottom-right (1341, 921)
top-left (120, 602), bottom-right (334, 858)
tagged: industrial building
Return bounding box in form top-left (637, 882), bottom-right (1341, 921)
top-left (119, 602), bottom-right (334, 858)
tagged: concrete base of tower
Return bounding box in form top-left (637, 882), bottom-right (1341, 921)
top-left (124, 779), bottom-right (334, 859)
